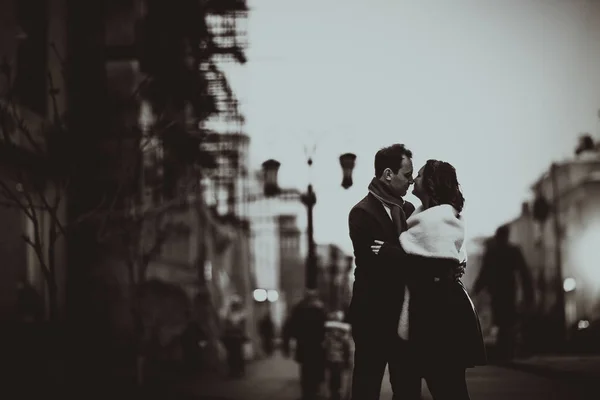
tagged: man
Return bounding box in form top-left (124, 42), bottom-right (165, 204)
top-left (181, 319), bottom-right (208, 372)
top-left (347, 144), bottom-right (420, 399)
top-left (282, 289), bottom-right (327, 400)
top-left (258, 309), bottom-right (275, 357)
top-left (473, 225), bottom-right (534, 361)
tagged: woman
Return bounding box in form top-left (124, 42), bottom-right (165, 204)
top-left (371, 159), bottom-right (486, 400)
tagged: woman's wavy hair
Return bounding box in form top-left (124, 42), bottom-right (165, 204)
top-left (422, 159), bottom-right (465, 213)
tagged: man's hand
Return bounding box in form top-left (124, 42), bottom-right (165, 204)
top-left (371, 240), bottom-right (384, 255)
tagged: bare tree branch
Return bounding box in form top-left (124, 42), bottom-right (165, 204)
top-left (47, 71), bottom-right (64, 125)
top-left (0, 180), bottom-right (33, 219)
top-left (7, 102), bottom-right (45, 156)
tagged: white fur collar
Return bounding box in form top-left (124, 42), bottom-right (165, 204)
top-left (399, 204), bottom-right (467, 263)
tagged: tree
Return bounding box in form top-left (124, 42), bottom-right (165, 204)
top-left (0, 58), bottom-right (106, 322)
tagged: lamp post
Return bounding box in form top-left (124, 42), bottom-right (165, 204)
top-left (301, 182), bottom-right (318, 289)
top-left (330, 263), bottom-right (338, 310)
top-left (261, 152), bottom-right (356, 291)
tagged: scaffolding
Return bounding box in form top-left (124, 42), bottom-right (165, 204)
top-left (201, 0), bottom-right (250, 219)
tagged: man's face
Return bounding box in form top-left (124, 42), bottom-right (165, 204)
top-left (385, 156), bottom-right (413, 197)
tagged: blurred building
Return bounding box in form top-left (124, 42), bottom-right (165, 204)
top-left (497, 144), bottom-right (600, 348)
top-left (1, 0), bottom-right (250, 388)
top-left (201, 132), bottom-right (250, 217)
top-left (277, 214), bottom-right (304, 318)
top-left (102, 0), bottom-right (249, 349)
top-left (316, 244), bottom-right (354, 313)
top-left (531, 151), bottom-right (600, 324)
top-left (245, 173), bottom-right (307, 330)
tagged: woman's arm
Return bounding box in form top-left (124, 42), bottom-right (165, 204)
top-left (372, 240), bottom-right (465, 280)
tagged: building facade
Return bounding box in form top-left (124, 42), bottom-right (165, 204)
top-left (245, 179), bottom-right (307, 330)
top-left (316, 243), bottom-right (354, 313)
top-left (277, 215), bottom-right (304, 316)
top-left (531, 153), bottom-right (600, 326)
top-left (498, 150), bottom-right (600, 345)
top-left (201, 132), bottom-right (251, 217)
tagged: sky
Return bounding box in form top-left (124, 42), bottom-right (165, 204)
top-left (222, 0), bottom-right (600, 255)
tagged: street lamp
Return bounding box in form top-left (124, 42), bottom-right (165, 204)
top-left (339, 153), bottom-right (357, 189)
top-left (563, 277), bottom-right (576, 293)
top-left (261, 153), bottom-right (356, 291)
top-left (262, 159), bottom-right (281, 197)
top-left (267, 289), bottom-right (279, 302)
top-left (253, 288), bottom-right (268, 302)
top-left (253, 288), bottom-right (279, 303)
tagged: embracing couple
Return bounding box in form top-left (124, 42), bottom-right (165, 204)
top-left (347, 144), bottom-right (486, 400)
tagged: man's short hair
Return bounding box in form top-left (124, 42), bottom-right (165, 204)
top-left (374, 144), bottom-right (413, 178)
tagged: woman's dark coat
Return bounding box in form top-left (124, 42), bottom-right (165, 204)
top-left (379, 244), bottom-right (487, 369)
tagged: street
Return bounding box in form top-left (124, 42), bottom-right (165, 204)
top-left (173, 353), bottom-right (597, 400)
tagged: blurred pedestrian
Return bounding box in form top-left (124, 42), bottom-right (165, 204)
top-left (181, 319), bottom-right (208, 372)
top-left (324, 310), bottom-right (352, 400)
top-left (473, 224), bottom-right (534, 361)
top-left (221, 295), bottom-right (247, 378)
top-left (282, 289), bottom-right (327, 400)
top-left (258, 309), bottom-right (275, 357)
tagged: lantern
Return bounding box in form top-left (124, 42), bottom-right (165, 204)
top-left (339, 153), bottom-right (357, 189)
top-left (262, 159), bottom-right (281, 197)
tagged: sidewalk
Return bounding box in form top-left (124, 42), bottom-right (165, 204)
top-left (507, 354), bottom-right (600, 383)
top-left (173, 353), bottom-right (307, 400)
